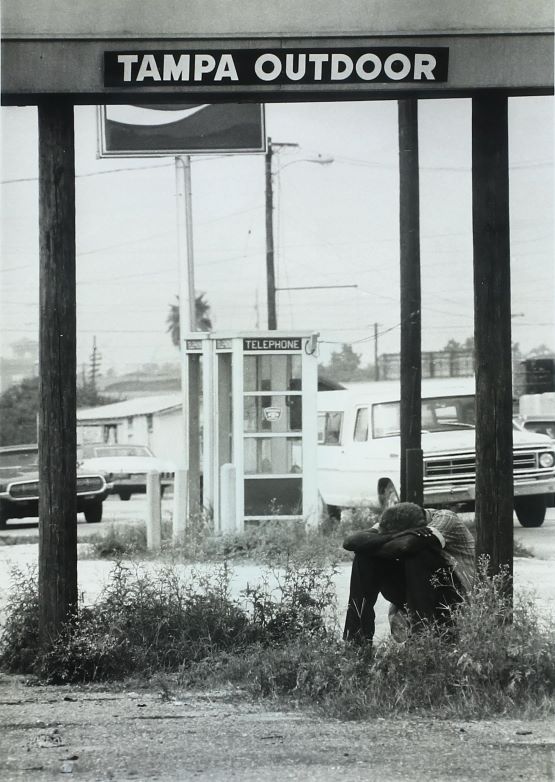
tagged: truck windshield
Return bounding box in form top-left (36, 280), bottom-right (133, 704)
top-left (372, 395), bottom-right (476, 438)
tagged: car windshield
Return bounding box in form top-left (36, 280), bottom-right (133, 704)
top-left (0, 449), bottom-right (38, 468)
top-left (372, 395), bottom-right (476, 438)
top-left (87, 446), bottom-right (152, 458)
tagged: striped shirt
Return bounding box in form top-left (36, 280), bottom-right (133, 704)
top-left (424, 509), bottom-right (476, 593)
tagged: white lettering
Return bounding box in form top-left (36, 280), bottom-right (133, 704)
top-left (414, 53), bottom-right (437, 80)
top-left (214, 54), bottom-right (239, 81)
top-left (285, 53), bottom-right (306, 81)
top-left (118, 54), bottom-right (138, 82)
top-left (194, 54), bottom-right (216, 81)
top-left (330, 54), bottom-right (353, 80)
top-left (384, 53), bottom-right (411, 81)
top-left (163, 54), bottom-right (190, 81)
top-left (254, 53), bottom-right (282, 81)
top-left (355, 53), bottom-right (382, 81)
top-left (308, 53), bottom-right (328, 81)
top-left (136, 54), bottom-right (161, 82)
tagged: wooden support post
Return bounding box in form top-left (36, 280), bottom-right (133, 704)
top-left (37, 100), bottom-right (77, 645)
top-left (472, 94), bottom-right (514, 585)
top-left (398, 99), bottom-right (423, 506)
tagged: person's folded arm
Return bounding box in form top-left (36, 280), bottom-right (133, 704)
top-left (343, 528), bottom-right (391, 553)
top-left (377, 526), bottom-right (442, 558)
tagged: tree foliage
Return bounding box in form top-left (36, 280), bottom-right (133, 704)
top-left (167, 293), bottom-right (213, 347)
top-left (0, 376), bottom-right (113, 446)
top-left (318, 343), bottom-right (376, 383)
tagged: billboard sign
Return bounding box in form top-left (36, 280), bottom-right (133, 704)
top-left (98, 103), bottom-right (266, 156)
top-left (104, 48), bottom-right (449, 88)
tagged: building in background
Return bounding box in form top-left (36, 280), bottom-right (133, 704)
top-left (77, 394), bottom-right (183, 463)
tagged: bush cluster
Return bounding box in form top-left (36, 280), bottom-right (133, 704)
top-left (0, 556), bottom-right (336, 684)
top-left (184, 560), bottom-right (555, 719)
top-left (84, 514), bottom-right (357, 564)
top-left (1, 553), bottom-right (553, 718)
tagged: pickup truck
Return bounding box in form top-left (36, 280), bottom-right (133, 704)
top-left (318, 379), bottom-right (555, 527)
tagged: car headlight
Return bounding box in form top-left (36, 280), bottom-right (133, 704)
top-left (539, 452), bottom-right (555, 468)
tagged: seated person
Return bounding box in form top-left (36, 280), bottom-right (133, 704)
top-left (342, 502), bottom-right (475, 644)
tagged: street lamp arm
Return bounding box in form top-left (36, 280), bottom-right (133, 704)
top-left (278, 155), bottom-right (335, 172)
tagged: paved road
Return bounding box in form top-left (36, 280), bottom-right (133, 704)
top-left (0, 494), bottom-right (175, 540)
top-left (2, 496), bottom-right (555, 556)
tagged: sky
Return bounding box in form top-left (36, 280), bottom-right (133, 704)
top-left (1, 96), bottom-right (554, 375)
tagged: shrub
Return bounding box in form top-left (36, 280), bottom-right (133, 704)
top-left (242, 553), bottom-right (339, 644)
top-left (185, 559), bottom-right (555, 719)
top-left (0, 566), bottom-right (40, 673)
top-left (3, 554), bottom-right (553, 719)
top-left (0, 556), bottom-right (337, 684)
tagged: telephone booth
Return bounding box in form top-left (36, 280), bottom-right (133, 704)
top-left (185, 332), bottom-right (319, 531)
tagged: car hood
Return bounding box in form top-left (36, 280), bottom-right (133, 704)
top-left (420, 426), bottom-right (554, 454)
top-left (78, 456), bottom-right (174, 473)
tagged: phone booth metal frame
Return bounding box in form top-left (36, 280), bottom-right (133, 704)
top-left (185, 331), bottom-right (319, 532)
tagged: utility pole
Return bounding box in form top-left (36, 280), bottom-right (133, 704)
top-left (398, 98), bottom-right (423, 507)
top-left (174, 155), bottom-right (201, 523)
top-left (264, 138), bottom-right (300, 330)
top-left (88, 336), bottom-right (101, 392)
top-left (254, 288), bottom-right (260, 329)
top-left (374, 322), bottom-right (380, 380)
top-left (265, 139), bottom-right (277, 329)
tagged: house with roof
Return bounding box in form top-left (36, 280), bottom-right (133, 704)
top-left (77, 394), bottom-right (184, 463)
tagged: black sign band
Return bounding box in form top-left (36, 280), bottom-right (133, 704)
top-left (105, 47), bottom-right (449, 88)
top-left (243, 338), bottom-right (303, 351)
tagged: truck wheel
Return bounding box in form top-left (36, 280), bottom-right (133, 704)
top-left (84, 501), bottom-right (103, 524)
top-left (118, 490), bottom-right (131, 501)
top-left (0, 506), bottom-right (8, 530)
top-left (380, 482), bottom-right (399, 509)
top-left (514, 496), bottom-right (546, 528)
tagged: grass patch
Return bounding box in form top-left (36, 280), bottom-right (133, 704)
top-left (83, 514), bottom-right (360, 563)
top-left (0, 554), bottom-right (338, 685)
top-left (2, 553), bottom-right (553, 719)
top-left (183, 560), bottom-right (555, 719)
top-left (83, 504), bottom-right (537, 564)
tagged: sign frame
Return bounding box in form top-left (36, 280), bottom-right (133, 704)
top-left (97, 103), bottom-right (266, 157)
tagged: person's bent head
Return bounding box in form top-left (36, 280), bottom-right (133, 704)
top-left (379, 502), bottom-right (426, 533)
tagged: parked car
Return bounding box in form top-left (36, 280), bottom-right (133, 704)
top-left (0, 444), bottom-right (111, 528)
top-left (76, 443), bottom-right (175, 501)
top-left (318, 379), bottom-right (555, 528)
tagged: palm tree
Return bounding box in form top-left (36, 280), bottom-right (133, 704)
top-left (166, 293), bottom-right (213, 347)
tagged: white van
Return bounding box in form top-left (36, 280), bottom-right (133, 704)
top-left (317, 378), bottom-right (555, 527)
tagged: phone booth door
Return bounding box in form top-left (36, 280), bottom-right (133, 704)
top-left (235, 334), bottom-right (318, 528)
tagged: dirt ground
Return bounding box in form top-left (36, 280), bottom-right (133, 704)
top-left (1, 674), bottom-right (554, 782)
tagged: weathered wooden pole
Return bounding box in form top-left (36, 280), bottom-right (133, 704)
top-left (472, 94), bottom-right (514, 587)
top-left (265, 138), bottom-right (277, 329)
top-left (398, 98), bottom-right (423, 506)
top-left (38, 99), bottom-right (78, 644)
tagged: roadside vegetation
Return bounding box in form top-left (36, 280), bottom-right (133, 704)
top-left (83, 505), bottom-right (534, 561)
top-left (1, 538), bottom-right (553, 719)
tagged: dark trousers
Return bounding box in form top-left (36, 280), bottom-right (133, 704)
top-left (343, 549), bottom-right (463, 642)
